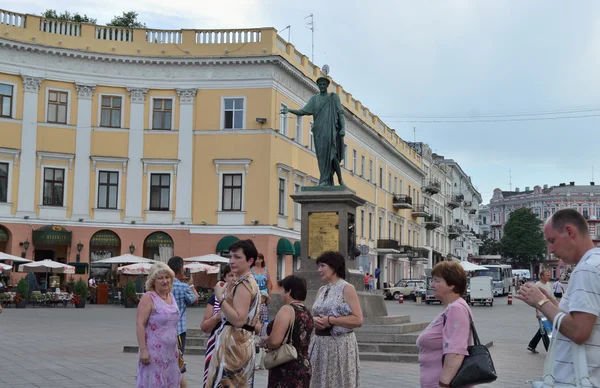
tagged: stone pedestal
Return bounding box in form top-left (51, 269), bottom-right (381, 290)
top-left (270, 186), bottom-right (387, 318)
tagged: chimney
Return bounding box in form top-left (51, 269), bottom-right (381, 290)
top-left (525, 186), bottom-right (530, 191)
top-left (543, 184), bottom-right (548, 189)
top-left (515, 187), bottom-right (520, 192)
top-left (570, 181), bottom-right (575, 186)
top-left (591, 182), bottom-right (595, 186)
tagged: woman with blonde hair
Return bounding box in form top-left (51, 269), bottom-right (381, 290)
top-left (136, 262), bottom-right (182, 387)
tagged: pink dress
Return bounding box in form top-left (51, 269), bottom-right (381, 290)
top-left (416, 298), bottom-right (473, 388)
top-left (136, 292), bottom-right (181, 388)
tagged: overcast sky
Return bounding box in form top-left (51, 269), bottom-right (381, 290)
top-left (8, 1), bottom-right (600, 202)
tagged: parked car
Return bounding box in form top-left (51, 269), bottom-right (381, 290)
top-left (424, 277), bottom-right (441, 304)
top-left (469, 276), bottom-right (494, 307)
top-left (383, 279), bottom-right (426, 300)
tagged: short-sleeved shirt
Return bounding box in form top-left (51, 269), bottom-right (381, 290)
top-left (172, 278), bottom-right (197, 335)
top-left (416, 298), bottom-right (473, 388)
top-left (535, 281), bottom-right (554, 318)
top-left (554, 248), bottom-right (600, 386)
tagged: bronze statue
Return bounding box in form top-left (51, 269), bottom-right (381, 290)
top-left (281, 74), bottom-right (345, 186)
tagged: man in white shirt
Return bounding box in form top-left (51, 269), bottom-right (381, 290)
top-left (517, 209), bottom-right (600, 386)
top-left (88, 277), bottom-right (97, 304)
top-left (526, 269), bottom-right (553, 354)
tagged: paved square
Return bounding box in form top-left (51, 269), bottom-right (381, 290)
top-left (0, 297), bottom-right (546, 387)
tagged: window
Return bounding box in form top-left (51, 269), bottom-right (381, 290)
top-left (47, 90), bottom-right (68, 124)
top-left (0, 84), bottom-right (13, 118)
top-left (0, 163), bottom-right (7, 202)
top-left (597, 207), bottom-right (600, 220)
top-left (223, 98), bottom-right (245, 129)
top-left (369, 159), bottom-right (374, 182)
top-left (295, 116), bottom-right (303, 144)
top-left (100, 96), bottom-right (122, 128)
top-left (277, 255), bottom-right (285, 280)
top-left (379, 167), bottom-right (383, 188)
top-left (360, 209), bottom-right (365, 237)
top-left (583, 206), bottom-right (589, 218)
top-left (280, 103), bottom-right (288, 135)
top-left (222, 173), bottom-right (242, 211)
top-left (342, 143), bottom-right (348, 168)
top-left (43, 168), bottom-right (65, 206)
top-left (361, 156), bottom-right (365, 177)
top-left (408, 230), bottom-right (411, 246)
top-left (388, 173), bottom-right (392, 192)
top-left (149, 173), bottom-right (170, 211)
top-left (408, 184), bottom-right (411, 196)
top-left (368, 213), bottom-right (373, 240)
top-left (388, 220), bottom-right (392, 238)
top-left (152, 99), bottom-right (173, 130)
top-left (352, 149), bottom-right (357, 172)
top-left (309, 125), bottom-right (315, 151)
top-left (294, 184), bottom-right (301, 219)
top-left (379, 216), bottom-right (383, 238)
top-left (394, 176), bottom-right (398, 194)
top-left (278, 178), bottom-right (286, 216)
top-left (393, 222), bottom-right (397, 240)
top-left (97, 171), bottom-right (119, 209)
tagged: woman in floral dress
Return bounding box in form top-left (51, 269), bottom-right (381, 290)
top-left (205, 240), bottom-right (261, 388)
top-left (136, 263), bottom-right (181, 388)
top-left (264, 275), bottom-right (314, 388)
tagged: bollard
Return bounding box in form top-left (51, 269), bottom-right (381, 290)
top-left (416, 294), bottom-right (422, 305)
top-left (508, 295), bottom-right (513, 305)
top-left (398, 294), bottom-right (404, 304)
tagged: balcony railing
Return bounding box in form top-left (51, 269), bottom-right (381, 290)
top-left (195, 29), bottom-right (262, 44)
top-left (447, 194), bottom-right (464, 209)
top-left (392, 194), bottom-right (413, 209)
top-left (96, 26), bottom-right (133, 42)
top-left (464, 201), bottom-right (472, 208)
top-left (0, 9), bottom-right (25, 28)
top-left (377, 239), bottom-right (399, 250)
top-left (423, 179), bottom-right (441, 195)
top-left (412, 204), bottom-right (429, 217)
top-left (424, 215), bottom-right (443, 229)
top-left (147, 29), bottom-right (183, 44)
top-left (40, 18), bottom-right (81, 36)
top-left (469, 208), bottom-right (477, 215)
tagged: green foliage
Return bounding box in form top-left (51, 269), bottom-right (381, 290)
top-left (41, 9), bottom-right (97, 23)
top-left (107, 11), bottom-right (146, 28)
top-left (16, 278), bottom-right (29, 299)
top-left (125, 279), bottom-right (138, 302)
top-left (66, 275), bottom-right (76, 292)
top-left (501, 207), bottom-right (547, 267)
top-left (74, 278), bottom-right (88, 298)
top-left (479, 237), bottom-right (502, 255)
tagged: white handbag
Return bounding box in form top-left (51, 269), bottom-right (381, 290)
top-left (528, 312), bottom-right (593, 388)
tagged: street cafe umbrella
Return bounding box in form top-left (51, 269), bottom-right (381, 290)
top-left (117, 263), bottom-right (153, 276)
top-left (93, 254), bottom-right (156, 265)
top-left (183, 254), bottom-right (230, 264)
top-left (0, 252), bottom-right (32, 263)
top-left (18, 260), bottom-right (76, 286)
top-left (0, 262), bottom-right (12, 272)
top-left (184, 262), bottom-right (220, 274)
top-left (460, 261), bottom-right (488, 272)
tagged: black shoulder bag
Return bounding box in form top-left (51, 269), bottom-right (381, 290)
top-left (442, 312), bottom-right (497, 387)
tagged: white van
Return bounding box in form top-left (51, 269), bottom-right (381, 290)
top-left (469, 276), bottom-right (494, 307)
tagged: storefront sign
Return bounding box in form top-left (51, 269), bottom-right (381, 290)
top-left (32, 225), bottom-right (72, 245)
top-left (308, 212), bottom-right (339, 260)
top-left (90, 230), bottom-right (121, 247)
top-left (144, 232), bottom-right (174, 248)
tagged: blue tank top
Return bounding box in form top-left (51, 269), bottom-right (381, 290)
top-left (252, 268), bottom-right (268, 292)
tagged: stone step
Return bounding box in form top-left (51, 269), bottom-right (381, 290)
top-left (123, 345), bottom-right (207, 356)
top-left (358, 343), bottom-right (420, 354)
top-left (187, 328), bottom-right (206, 337)
top-left (363, 315), bottom-right (411, 325)
top-left (186, 337), bottom-right (205, 347)
top-left (355, 322), bottom-right (429, 335)
top-left (355, 333), bottom-right (421, 344)
top-left (359, 352), bottom-right (419, 363)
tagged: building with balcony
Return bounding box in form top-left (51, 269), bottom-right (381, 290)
top-left (0, 8), bottom-right (432, 288)
top-left (488, 181), bottom-right (600, 279)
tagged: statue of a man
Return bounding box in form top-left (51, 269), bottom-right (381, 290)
top-left (281, 76), bottom-right (345, 186)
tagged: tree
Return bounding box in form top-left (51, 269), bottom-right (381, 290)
top-left (479, 236), bottom-right (502, 256)
top-left (500, 208), bottom-right (547, 269)
top-left (41, 9), bottom-right (97, 24)
top-left (107, 11), bottom-right (146, 28)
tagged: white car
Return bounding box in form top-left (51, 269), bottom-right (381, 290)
top-left (383, 280), bottom-right (426, 300)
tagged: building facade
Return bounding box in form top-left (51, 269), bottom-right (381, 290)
top-left (489, 182), bottom-right (600, 278)
top-left (0, 9), bottom-right (431, 288)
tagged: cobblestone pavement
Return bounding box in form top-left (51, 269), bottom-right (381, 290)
top-left (0, 296), bottom-right (547, 387)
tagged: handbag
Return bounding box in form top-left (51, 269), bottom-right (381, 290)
top-left (528, 312), bottom-right (593, 388)
top-left (443, 313), bottom-right (497, 387)
top-left (263, 311), bottom-right (298, 370)
top-left (177, 335), bottom-right (186, 373)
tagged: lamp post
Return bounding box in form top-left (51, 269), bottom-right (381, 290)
top-left (21, 239), bottom-right (30, 258)
top-left (129, 243), bottom-right (136, 254)
top-left (76, 241), bottom-right (84, 263)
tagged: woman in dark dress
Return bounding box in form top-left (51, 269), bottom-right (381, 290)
top-left (264, 275), bottom-right (314, 388)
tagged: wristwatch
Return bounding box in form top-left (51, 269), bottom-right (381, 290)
top-left (537, 298), bottom-right (551, 309)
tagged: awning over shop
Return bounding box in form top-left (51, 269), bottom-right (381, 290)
top-left (144, 232), bottom-right (173, 247)
top-left (216, 235), bottom-right (239, 253)
top-left (0, 228), bottom-right (9, 242)
top-left (277, 238), bottom-right (295, 256)
top-left (293, 241), bottom-right (301, 257)
top-left (32, 225), bottom-right (72, 245)
top-left (90, 230), bottom-right (121, 247)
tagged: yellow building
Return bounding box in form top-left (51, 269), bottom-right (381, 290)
top-left (0, 9), bottom-right (426, 288)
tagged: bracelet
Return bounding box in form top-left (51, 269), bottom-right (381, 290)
top-left (439, 381), bottom-right (451, 388)
top-left (327, 316), bottom-right (332, 326)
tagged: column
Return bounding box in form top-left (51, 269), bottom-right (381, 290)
top-left (124, 88), bottom-right (148, 222)
top-left (174, 89), bottom-right (196, 223)
top-left (16, 76), bottom-right (44, 218)
top-left (71, 84), bottom-right (96, 220)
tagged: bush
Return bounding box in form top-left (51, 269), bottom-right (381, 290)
top-left (74, 278), bottom-right (88, 298)
top-left (66, 275), bottom-right (75, 292)
top-left (124, 279), bottom-right (138, 302)
top-left (16, 278), bottom-right (29, 300)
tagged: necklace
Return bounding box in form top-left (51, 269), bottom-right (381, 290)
top-left (157, 292), bottom-right (169, 301)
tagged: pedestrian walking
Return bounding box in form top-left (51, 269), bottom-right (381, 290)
top-left (364, 273), bottom-right (370, 292)
top-left (553, 279), bottom-right (565, 300)
top-left (526, 269), bottom-right (553, 354)
top-left (517, 209), bottom-right (600, 386)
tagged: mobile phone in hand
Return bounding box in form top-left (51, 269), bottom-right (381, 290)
top-left (185, 268), bottom-right (191, 278)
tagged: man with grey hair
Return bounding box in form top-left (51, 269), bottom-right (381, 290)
top-left (517, 209), bottom-right (600, 386)
top-left (526, 269), bottom-right (553, 354)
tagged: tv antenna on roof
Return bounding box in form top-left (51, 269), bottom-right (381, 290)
top-left (305, 14), bottom-right (314, 62)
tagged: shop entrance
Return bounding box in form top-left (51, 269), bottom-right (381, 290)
top-left (89, 230), bottom-right (121, 284)
top-left (32, 225), bottom-right (72, 290)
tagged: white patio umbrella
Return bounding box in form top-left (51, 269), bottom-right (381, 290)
top-left (184, 262), bottom-right (220, 274)
top-left (117, 263), bottom-right (153, 275)
top-left (0, 252), bottom-right (32, 263)
top-left (460, 261), bottom-right (488, 272)
top-left (93, 254), bottom-right (156, 265)
top-left (18, 260), bottom-right (76, 286)
top-left (183, 254), bottom-right (230, 264)
top-left (0, 262), bottom-right (12, 272)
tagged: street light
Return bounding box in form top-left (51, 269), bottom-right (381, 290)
top-left (129, 243), bottom-right (136, 254)
top-left (21, 239), bottom-right (30, 258)
top-left (77, 241), bottom-right (84, 252)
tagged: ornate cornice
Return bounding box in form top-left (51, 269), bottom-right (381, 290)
top-left (21, 75), bottom-right (43, 92)
top-left (176, 89), bottom-right (197, 105)
top-left (75, 83), bottom-right (96, 100)
top-left (127, 88), bottom-right (148, 104)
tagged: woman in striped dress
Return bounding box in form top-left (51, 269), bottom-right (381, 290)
top-left (201, 265), bottom-right (236, 388)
